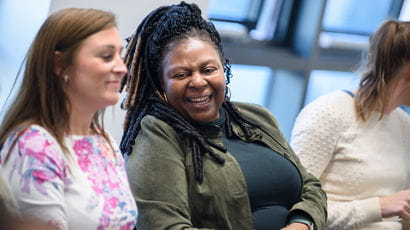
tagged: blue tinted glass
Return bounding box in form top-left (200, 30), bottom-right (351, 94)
top-left (208, 0), bottom-right (251, 21)
top-left (304, 70), bottom-right (360, 105)
top-left (229, 64), bottom-right (271, 105)
top-left (323, 0), bottom-right (393, 34)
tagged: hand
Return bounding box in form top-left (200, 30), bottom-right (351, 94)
top-left (380, 189), bottom-right (410, 220)
top-left (280, 222), bottom-right (309, 230)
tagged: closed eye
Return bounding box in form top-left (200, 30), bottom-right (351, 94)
top-left (173, 72), bottom-right (190, 79)
top-left (101, 54), bottom-right (114, 62)
top-left (203, 67), bottom-right (217, 74)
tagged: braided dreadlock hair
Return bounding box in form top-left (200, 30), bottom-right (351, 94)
top-left (120, 1), bottom-right (259, 182)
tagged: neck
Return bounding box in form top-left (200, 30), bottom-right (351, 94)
top-left (382, 81), bottom-right (406, 114)
top-left (68, 105), bottom-right (96, 135)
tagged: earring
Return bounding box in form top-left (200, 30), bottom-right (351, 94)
top-left (225, 85), bottom-right (231, 100)
top-left (63, 75), bottom-right (69, 83)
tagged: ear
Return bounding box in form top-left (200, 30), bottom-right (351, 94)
top-left (54, 51), bottom-right (64, 76)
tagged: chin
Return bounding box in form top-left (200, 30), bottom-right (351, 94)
top-left (101, 97), bottom-right (120, 108)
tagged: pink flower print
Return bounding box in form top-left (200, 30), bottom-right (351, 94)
top-left (21, 129), bottom-right (50, 156)
top-left (98, 215), bottom-right (110, 230)
top-left (73, 139), bottom-right (92, 171)
top-left (32, 170), bottom-right (49, 184)
top-left (18, 131), bottom-right (65, 195)
top-left (90, 178), bottom-right (104, 194)
top-left (121, 222), bottom-right (134, 230)
top-left (108, 197), bottom-right (119, 208)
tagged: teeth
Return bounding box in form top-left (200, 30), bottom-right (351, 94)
top-left (188, 96), bottom-right (209, 103)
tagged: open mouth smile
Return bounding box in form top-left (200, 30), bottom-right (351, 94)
top-left (187, 95), bottom-right (211, 105)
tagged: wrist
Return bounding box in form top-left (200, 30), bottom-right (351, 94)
top-left (288, 218), bottom-right (315, 230)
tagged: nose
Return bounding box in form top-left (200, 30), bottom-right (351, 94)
top-left (188, 72), bottom-right (207, 88)
top-left (113, 56), bottom-right (128, 75)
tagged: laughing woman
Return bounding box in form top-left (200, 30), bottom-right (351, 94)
top-left (120, 2), bottom-right (326, 230)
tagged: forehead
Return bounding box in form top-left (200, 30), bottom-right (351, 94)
top-left (163, 37), bottom-right (221, 62)
top-left (80, 26), bottom-right (122, 48)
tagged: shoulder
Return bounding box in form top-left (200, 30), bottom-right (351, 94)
top-left (1, 124), bottom-right (67, 177)
top-left (231, 101), bottom-right (277, 124)
top-left (297, 90), bottom-right (355, 123)
top-left (139, 115), bottom-right (180, 141)
top-left (98, 131), bottom-right (119, 150)
top-left (392, 107), bottom-right (410, 133)
top-left (3, 124), bottom-right (59, 150)
top-left (232, 101), bottom-right (271, 114)
top-left (20, 125), bottom-right (60, 148)
top-left (395, 107), bottom-right (410, 123)
top-left (304, 90), bottom-right (353, 113)
top-left (291, 90), bottom-right (356, 145)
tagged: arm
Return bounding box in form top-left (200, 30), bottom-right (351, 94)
top-left (0, 166), bottom-right (20, 220)
top-left (290, 97), bottom-right (343, 178)
top-left (126, 116), bottom-right (213, 230)
top-left (2, 126), bottom-right (68, 229)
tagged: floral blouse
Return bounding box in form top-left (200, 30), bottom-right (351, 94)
top-left (0, 125), bottom-right (137, 230)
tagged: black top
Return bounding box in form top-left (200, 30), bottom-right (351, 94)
top-left (207, 108), bottom-right (304, 230)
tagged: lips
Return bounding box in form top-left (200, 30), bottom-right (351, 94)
top-left (106, 81), bottom-right (121, 90)
top-left (187, 95), bottom-right (211, 105)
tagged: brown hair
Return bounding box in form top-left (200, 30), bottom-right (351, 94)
top-left (355, 20), bottom-right (410, 121)
top-left (0, 8), bottom-right (117, 158)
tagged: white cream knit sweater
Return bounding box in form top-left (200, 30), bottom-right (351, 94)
top-left (291, 90), bottom-right (410, 230)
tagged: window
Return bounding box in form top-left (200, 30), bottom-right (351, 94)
top-left (399, 0), bottom-right (410, 20)
top-left (227, 65), bottom-right (305, 140)
top-left (208, 0), bottom-right (292, 42)
top-left (229, 64), bottom-right (272, 105)
top-left (319, 0), bottom-right (403, 49)
top-left (304, 70), bottom-right (360, 106)
top-left (208, 0), bottom-right (264, 30)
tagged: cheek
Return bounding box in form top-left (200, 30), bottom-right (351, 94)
top-left (215, 74), bottom-right (227, 96)
top-left (163, 80), bottom-right (182, 100)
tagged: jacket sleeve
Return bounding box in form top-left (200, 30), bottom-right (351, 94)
top-left (285, 138), bottom-right (328, 230)
top-left (126, 116), bottom-right (214, 230)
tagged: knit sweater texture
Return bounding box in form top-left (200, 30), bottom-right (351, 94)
top-left (291, 90), bottom-right (410, 230)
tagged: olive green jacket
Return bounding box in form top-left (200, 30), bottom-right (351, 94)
top-left (126, 102), bottom-right (327, 230)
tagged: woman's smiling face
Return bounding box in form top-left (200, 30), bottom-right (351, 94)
top-left (161, 37), bottom-right (226, 123)
top-left (63, 26), bottom-right (126, 112)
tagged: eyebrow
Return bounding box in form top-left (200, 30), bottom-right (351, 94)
top-left (165, 59), bottom-right (221, 74)
top-left (99, 44), bottom-right (124, 51)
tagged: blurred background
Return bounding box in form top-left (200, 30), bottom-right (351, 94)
top-left (1, 0), bottom-right (410, 142)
